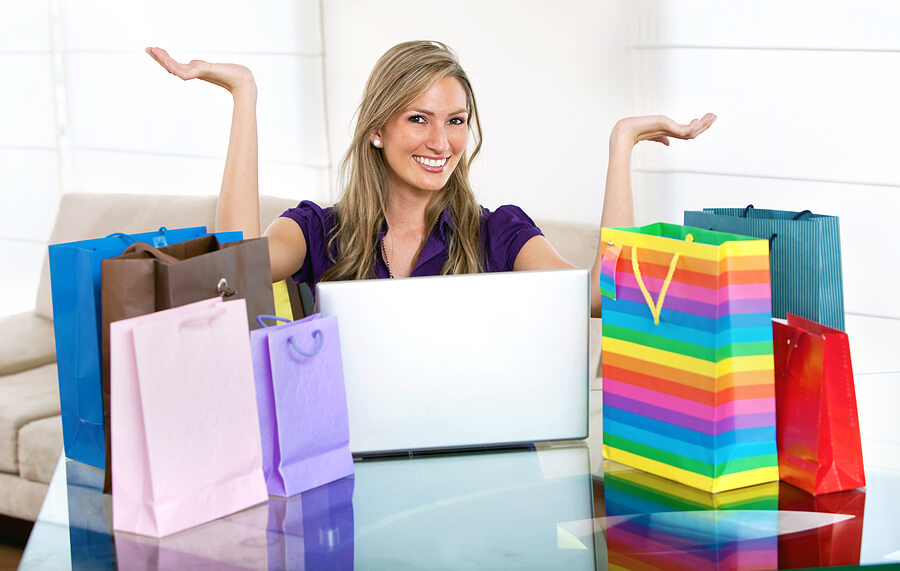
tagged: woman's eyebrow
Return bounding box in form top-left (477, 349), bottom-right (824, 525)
top-left (408, 108), bottom-right (469, 117)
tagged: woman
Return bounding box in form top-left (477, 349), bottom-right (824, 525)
top-left (147, 41), bottom-right (714, 318)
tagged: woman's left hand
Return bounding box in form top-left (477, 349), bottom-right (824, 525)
top-left (611, 113), bottom-right (716, 147)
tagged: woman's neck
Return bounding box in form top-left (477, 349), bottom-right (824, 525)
top-left (384, 187), bottom-right (432, 234)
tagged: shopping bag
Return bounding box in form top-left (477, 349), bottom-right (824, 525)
top-left (603, 460), bottom-right (779, 571)
top-left (48, 226), bottom-right (238, 469)
top-left (772, 314), bottom-right (865, 495)
top-left (100, 234), bottom-right (272, 492)
top-left (600, 223), bottom-right (778, 493)
top-left (684, 206), bottom-right (845, 330)
top-left (251, 314), bottom-right (354, 497)
top-left (110, 298), bottom-right (268, 537)
top-left (777, 483), bottom-right (865, 568)
top-left (266, 475), bottom-right (355, 570)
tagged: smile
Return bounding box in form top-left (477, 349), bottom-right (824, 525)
top-left (413, 155), bottom-right (449, 168)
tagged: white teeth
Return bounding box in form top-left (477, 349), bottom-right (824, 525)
top-left (415, 156), bottom-right (447, 168)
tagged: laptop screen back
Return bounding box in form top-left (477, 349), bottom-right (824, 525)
top-left (317, 269), bottom-right (590, 455)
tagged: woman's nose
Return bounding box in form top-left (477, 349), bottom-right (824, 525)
top-left (425, 124), bottom-right (450, 154)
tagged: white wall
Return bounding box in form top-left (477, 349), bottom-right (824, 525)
top-left (0, 0), bottom-right (60, 317)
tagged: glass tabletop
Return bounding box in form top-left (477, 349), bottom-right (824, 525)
top-left (18, 440), bottom-right (900, 570)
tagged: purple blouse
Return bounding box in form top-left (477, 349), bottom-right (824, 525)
top-left (279, 201), bottom-right (543, 288)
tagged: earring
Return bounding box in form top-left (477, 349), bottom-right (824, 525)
top-left (372, 139), bottom-right (382, 148)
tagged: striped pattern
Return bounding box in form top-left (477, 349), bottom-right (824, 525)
top-left (599, 244), bottom-right (621, 300)
top-left (684, 208), bottom-right (845, 330)
top-left (604, 460), bottom-right (778, 571)
top-left (601, 224), bottom-right (778, 493)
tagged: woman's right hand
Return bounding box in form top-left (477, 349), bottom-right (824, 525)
top-left (145, 47), bottom-right (256, 96)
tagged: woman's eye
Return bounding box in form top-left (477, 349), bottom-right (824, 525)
top-left (409, 115), bottom-right (426, 124)
top-left (449, 117), bottom-right (467, 126)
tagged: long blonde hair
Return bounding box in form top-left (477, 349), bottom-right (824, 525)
top-left (320, 41), bottom-right (484, 281)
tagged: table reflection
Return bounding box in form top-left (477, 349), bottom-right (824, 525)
top-left (21, 445), bottom-right (900, 570)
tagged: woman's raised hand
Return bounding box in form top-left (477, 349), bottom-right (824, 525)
top-left (145, 47), bottom-right (255, 96)
top-left (612, 113), bottom-right (717, 147)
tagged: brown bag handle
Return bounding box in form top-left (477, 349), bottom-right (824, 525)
top-left (122, 241), bottom-right (179, 264)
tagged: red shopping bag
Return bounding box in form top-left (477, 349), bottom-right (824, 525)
top-left (772, 314), bottom-right (865, 495)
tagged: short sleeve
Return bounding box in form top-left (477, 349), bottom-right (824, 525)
top-left (482, 204), bottom-right (543, 272)
top-left (279, 200), bottom-right (335, 286)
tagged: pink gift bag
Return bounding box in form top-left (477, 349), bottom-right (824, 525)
top-left (110, 298), bottom-right (268, 538)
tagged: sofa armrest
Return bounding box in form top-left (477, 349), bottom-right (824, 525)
top-left (0, 312), bottom-right (56, 377)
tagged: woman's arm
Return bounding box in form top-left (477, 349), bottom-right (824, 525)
top-left (146, 47), bottom-right (306, 281)
top-left (514, 113), bottom-right (716, 318)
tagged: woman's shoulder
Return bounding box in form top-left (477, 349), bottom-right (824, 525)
top-left (481, 204), bottom-right (539, 228)
top-left (280, 200), bottom-right (337, 230)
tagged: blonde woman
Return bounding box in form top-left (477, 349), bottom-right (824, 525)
top-left (147, 41), bottom-right (715, 318)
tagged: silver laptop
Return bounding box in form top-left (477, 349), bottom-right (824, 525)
top-left (316, 269), bottom-right (590, 456)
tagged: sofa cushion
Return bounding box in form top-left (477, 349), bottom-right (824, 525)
top-left (538, 220), bottom-right (600, 269)
top-left (0, 312), bottom-right (55, 377)
top-left (0, 363), bottom-right (60, 473)
top-left (0, 472), bottom-right (49, 521)
top-left (18, 415), bottom-right (63, 484)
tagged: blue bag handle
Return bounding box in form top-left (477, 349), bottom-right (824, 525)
top-left (105, 226), bottom-right (169, 246)
top-left (289, 330), bottom-right (324, 358)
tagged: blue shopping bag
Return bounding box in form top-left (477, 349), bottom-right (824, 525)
top-left (49, 226), bottom-right (242, 469)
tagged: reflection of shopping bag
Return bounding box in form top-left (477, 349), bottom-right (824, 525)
top-left (114, 501), bottom-right (270, 570)
top-left (251, 314), bottom-right (354, 497)
top-left (778, 483), bottom-right (865, 569)
top-left (773, 314), bottom-right (865, 495)
top-left (603, 460), bottom-right (778, 515)
top-left (48, 226), bottom-right (233, 469)
top-left (600, 223), bottom-right (778, 493)
top-left (110, 298), bottom-right (268, 537)
top-left (603, 460), bottom-right (779, 570)
top-left (100, 234), bottom-right (270, 492)
top-left (684, 206), bottom-right (845, 330)
top-left (267, 476), bottom-right (355, 570)
top-left (66, 459), bottom-right (115, 566)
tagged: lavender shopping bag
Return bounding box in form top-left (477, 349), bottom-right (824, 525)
top-left (251, 314), bottom-right (354, 497)
top-left (110, 298), bottom-right (268, 538)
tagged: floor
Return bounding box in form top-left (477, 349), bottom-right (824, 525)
top-left (0, 542), bottom-right (23, 570)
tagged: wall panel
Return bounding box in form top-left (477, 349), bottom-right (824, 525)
top-left (633, 0), bottom-right (900, 51)
top-left (631, 49), bottom-right (900, 186)
top-left (59, 0), bottom-right (321, 54)
top-left (0, 55), bottom-right (57, 148)
top-left (0, 0), bottom-right (51, 52)
top-left (64, 53), bottom-right (328, 166)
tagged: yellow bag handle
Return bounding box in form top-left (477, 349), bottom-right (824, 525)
top-left (631, 234), bottom-right (693, 325)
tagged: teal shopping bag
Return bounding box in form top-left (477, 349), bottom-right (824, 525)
top-left (684, 206), bottom-right (845, 330)
top-left (48, 227), bottom-right (242, 469)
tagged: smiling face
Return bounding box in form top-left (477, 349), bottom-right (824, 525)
top-left (372, 76), bottom-right (469, 198)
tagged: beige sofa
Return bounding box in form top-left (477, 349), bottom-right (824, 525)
top-left (0, 192), bottom-right (602, 525)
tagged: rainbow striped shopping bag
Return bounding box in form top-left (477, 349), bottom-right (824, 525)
top-left (599, 223), bottom-right (778, 493)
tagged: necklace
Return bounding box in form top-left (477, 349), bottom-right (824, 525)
top-left (381, 233), bottom-right (394, 279)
